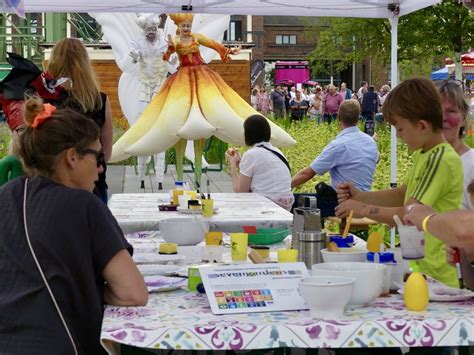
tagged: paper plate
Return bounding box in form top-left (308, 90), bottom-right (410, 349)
top-left (144, 275), bottom-right (187, 292)
top-left (137, 264), bottom-right (182, 276)
top-left (397, 276), bottom-right (474, 302)
top-left (133, 253), bottom-right (185, 265)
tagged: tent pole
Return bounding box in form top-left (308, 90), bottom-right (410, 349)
top-left (388, 15), bottom-right (399, 250)
top-left (389, 15), bottom-right (398, 189)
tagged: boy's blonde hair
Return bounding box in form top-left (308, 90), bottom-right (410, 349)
top-left (382, 78), bottom-right (443, 131)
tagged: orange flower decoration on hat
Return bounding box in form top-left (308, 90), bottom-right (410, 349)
top-left (31, 103), bottom-right (56, 129)
top-left (168, 13), bottom-right (194, 25)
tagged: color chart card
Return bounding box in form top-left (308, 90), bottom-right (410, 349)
top-left (200, 262), bottom-right (309, 314)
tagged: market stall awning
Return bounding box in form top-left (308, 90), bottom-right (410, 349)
top-left (20, 0), bottom-right (439, 18)
top-left (431, 65), bottom-right (474, 81)
top-left (461, 51), bottom-right (474, 64)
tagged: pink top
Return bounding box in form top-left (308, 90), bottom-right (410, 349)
top-left (324, 93), bottom-right (343, 114)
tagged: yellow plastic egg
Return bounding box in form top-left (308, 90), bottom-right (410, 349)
top-left (404, 272), bottom-right (429, 311)
top-left (367, 231), bottom-right (383, 253)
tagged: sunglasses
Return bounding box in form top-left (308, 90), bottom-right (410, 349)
top-left (437, 79), bottom-right (464, 92)
top-left (80, 148), bottom-right (105, 168)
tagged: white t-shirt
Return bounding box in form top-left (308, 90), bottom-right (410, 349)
top-left (461, 149), bottom-right (474, 210)
top-left (239, 142), bottom-right (294, 210)
top-left (250, 95), bottom-right (257, 109)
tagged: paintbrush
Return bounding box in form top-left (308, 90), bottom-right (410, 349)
top-left (207, 179), bottom-right (211, 199)
top-left (453, 248), bottom-right (464, 289)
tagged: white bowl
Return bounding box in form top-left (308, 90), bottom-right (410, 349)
top-left (320, 248), bottom-right (367, 263)
top-left (299, 276), bottom-right (355, 319)
top-left (311, 262), bottom-right (387, 306)
top-left (159, 218), bottom-right (209, 246)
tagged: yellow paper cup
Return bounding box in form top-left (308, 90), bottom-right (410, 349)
top-left (277, 249), bottom-right (298, 263)
top-left (172, 189), bottom-right (184, 205)
top-left (205, 231), bottom-right (223, 246)
top-left (202, 199), bottom-right (214, 218)
top-left (230, 233), bottom-right (248, 262)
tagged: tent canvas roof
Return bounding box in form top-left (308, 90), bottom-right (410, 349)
top-left (21, 0), bottom-right (438, 18)
top-left (430, 66), bottom-right (448, 81)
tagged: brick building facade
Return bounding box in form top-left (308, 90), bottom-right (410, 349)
top-left (223, 15), bottom-right (384, 91)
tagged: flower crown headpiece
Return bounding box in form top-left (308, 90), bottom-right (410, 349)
top-left (168, 13), bottom-right (194, 25)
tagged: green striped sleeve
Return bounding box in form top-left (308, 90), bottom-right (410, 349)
top-left (413, 146), bottom-right (445, 201)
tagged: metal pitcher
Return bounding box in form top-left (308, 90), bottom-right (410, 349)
top-left (294, 230), bottom-right (327, 269)
top-left (292, 207), bottom-right (322, 254)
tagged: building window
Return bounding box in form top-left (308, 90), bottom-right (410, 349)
top-left (223, 20), bottom-right (242, 41)
top-left (276, 35), bottom-right (297, 45)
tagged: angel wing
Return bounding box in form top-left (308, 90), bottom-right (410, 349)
top-left (89, 12), bottom-right (229, 126)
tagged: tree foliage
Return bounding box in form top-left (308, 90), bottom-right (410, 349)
top-left (303, 0), bottom-right (473, 78)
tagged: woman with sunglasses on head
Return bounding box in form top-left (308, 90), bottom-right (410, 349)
top-left (47, 38), bottom-right (113, 203)
top-left (0, 98), bottom-right (147, 355)
top-left (436, 80), bottom-right (473, 211)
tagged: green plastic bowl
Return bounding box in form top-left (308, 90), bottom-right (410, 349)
top-left (248, 228), bottom-right (289, 245)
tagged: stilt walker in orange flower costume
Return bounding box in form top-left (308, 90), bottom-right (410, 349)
top-left (110, 13), bottom-right (295, 186)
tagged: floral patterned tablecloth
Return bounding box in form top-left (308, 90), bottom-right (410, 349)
top-left (101, 290), bottom-right (474, 354)
top-left (108, 193), bottom-right (293, 234)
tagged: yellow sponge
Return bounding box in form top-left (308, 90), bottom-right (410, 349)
top-left (367, 232), bottom-right (383, 253)
top-left (159, 242), bottom-right (177, 255)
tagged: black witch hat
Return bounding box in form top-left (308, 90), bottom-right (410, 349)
top-left (0, 52), bottom-right (42, 100)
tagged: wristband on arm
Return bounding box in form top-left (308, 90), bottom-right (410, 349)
top-left (422, 213), bottom-right (437, 233)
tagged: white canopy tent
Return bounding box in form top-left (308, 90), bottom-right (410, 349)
top-left (15, 0), bottom-right (442, 187)
top-left (21, 0), bottom-right (438, 18)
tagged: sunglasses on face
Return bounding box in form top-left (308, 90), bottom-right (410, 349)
top-left (80, 148), bottom-right (105, 168)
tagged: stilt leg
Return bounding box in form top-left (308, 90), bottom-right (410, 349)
top-left (174, 139), bottom-right (187, 181)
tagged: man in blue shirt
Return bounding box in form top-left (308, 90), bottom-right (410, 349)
top-left (292, 99), bottom-right (379, 193)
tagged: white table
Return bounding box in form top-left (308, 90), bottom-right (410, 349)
top-left (108, 193), bottom-right (293, 234)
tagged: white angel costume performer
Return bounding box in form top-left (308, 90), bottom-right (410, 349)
top-left (130, 14), bottom-right (168, 190)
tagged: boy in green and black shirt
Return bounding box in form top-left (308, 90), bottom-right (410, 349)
top-left (335, 78), bottom-right (463, 287)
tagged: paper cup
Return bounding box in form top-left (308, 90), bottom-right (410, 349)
top-left (230, 233), bottom-right (248, 262)
top-left (172, 189), bottom-right (184, 205)
top-left (277, 249), bottom-right (298, 263)
top-left (205, 231), bottom-right (223, 246)
top-left (398, 225), bottom-right (425, 260)
top-left (178, 194), bottom-right (191, 207)
top-left (202, 199), bottom-right (214, 218)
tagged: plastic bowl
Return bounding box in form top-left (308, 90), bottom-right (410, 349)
top-left (248, 228), bottom-right (289, 245)
top-left (299, 276), bottom-right (355, 319)
top-left (320, 248), bottom-right (367, 263)
top-left (159, 218), bottom-right (209, 246)
top-left (311, 262), bottom-right (387, 306)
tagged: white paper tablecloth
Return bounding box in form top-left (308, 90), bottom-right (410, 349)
top-left (108, 193), bottom-right (293, 234)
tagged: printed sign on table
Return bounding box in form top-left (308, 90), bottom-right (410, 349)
top-left (200, 262), bottom-right (309, 315)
